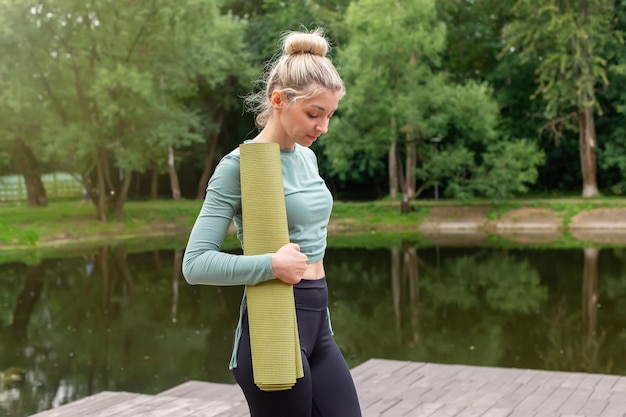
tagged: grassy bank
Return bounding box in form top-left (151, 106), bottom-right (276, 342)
top-left (1, 199), bottom-right (425, 247)
top-left (3, 197), bottom-right (626, 250)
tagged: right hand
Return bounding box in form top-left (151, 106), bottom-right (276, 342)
top-left (271, 243), bottom-right (308, 284)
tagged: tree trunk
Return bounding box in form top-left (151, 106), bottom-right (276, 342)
top-left (400, 133), bottom-right (417, 214)
top-left (167, 145), bottom-right (181, 201)
top-left (579, 106), bottom-right (599, 197)
top-left (196, 111), bottom-right (224, 200)
top-left (12, 137), bottom-right (48, 207)
top-left (405, 135), bottom-right (417, 199)
top-left (387, 117), bottom-right (399, 198)
top-left (397, 150), bottom-right (408, 213)
top-left (113, 168), bottom-right (132, 218)
top-left (95, 148), bottom-right (108, 222)
top-left (404, 52), bottom-right (418, 201)
top-left (103, 157), bottom-right (115, 194)
top-left (195, 137), bottom-right (220, 200)
top-left (389, 141), bottom-right (399, 199)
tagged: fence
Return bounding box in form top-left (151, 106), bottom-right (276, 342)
top-left (0, 172), bottom-right (83, 203)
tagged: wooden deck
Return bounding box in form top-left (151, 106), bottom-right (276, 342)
top-left (29, 359), bottom-right (626, 417)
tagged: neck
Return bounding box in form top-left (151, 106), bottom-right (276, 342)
top-left (255, 119), bottom-right (294, 150)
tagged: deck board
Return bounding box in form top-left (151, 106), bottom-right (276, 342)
top-left (28, 359), bottom-right (626, 417)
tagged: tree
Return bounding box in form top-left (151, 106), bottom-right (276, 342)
top-left (597, 0), bottom-right (626, 194)
top-left (1, 0), bottom-right (248, 219)
top-left (503, 0), bottom-right (622, 197)
top-left (324, 0), bottom-right (539, 202)
top-left (0, 1), bottom-right (49, 206)
top-left (328, 0), bottom-right (448, 201)
top-left (437, 0), bottom-right (514, 84)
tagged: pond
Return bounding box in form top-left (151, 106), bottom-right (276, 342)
top-left (1, 236), bottom-right (626, 416)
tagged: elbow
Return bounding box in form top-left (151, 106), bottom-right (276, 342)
top-left (182, 254), bottom-right (200, 285)
top-left (182, 251), bottom-right (223, 286)
top-left (181, 265), bottom-right (194, 285)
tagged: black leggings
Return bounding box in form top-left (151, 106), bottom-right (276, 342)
top-left (232, 278), bottom-right (362, 417)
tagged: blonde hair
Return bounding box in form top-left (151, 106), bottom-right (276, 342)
top-left (245, 28), bottom-right (345, 129)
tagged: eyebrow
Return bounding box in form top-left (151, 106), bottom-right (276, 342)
top-left (311, 104), bottom-right (337, 113)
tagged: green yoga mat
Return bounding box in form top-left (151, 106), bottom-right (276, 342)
top-left (240, 142), bottom-right (304, 391)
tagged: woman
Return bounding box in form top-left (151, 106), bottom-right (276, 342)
top-left (182, 28), bottom-right (362, 417)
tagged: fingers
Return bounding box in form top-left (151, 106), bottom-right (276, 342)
top-left (271, 243), bottom-right (309, 284)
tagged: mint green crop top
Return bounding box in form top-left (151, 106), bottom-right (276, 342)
top-left (182, 140), bottom-right (333, 286)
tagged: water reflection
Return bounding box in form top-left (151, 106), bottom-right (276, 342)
top-left (538, 247), bottom-right (611, 375)
top-left (390, 242), bottom-right (420, 345)
top-left (583, 248), bottom-right (599, 339)
top-left (2, 243), bottom-right (626, 416)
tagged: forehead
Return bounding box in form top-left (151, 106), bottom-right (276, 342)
top-left (301, 90), bottom-right (342, 110)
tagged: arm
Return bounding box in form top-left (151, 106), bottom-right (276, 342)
top-left (182, 154), bottom-right (275, 286)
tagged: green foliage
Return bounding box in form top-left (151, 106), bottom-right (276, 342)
top-left (597, 1), bottom-right (626, 194)
top-left (0, 152), bottom-right (12, 176)
top-left (444, 80), bottom-right (500, 147)
top-left (424, 252), bottom-right (548, 314)
top-left (503, 0), bottom-right (619, 121)
top-left (0, 0), bottom-right (251, 212)
top-left (322, 0), bottom-right (445, 177)
top-left (0, 224), bottom-right (39, 246)
top-left (415, 127), bottom-right (544, 200)
top-left (416, 146), bottom-right (476, 199)
top-left (600, 141), bottom-right (626, 194)
top-left (469, 139), bottom-right (546, 198)
top-left (324, 0), bottom-right (533, 199)
top-left (1, 0), bottom-right (626, 201)
top-left (242, 0), bottom-right (347, 67)
top-left (436, 0), bottom-right (512, 84)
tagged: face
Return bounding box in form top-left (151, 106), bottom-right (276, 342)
top-left (274, 89), bottom-right (342, 148)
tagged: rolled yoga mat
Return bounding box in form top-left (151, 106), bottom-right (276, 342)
top-left (239, 142), bottom-right (304, 391)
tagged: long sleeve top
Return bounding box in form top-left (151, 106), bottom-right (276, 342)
top-left (181, 140), bottom-right (334, 369)
top-left (182, 140), bottom-right (333, 286)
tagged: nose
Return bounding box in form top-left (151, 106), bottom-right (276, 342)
top-left (317, 118), bottom-right (329, 134)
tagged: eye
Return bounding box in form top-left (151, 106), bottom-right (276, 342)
top-left (307, 113), bottom-right (319, 119)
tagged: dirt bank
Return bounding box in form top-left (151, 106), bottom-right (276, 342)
top-left (412, 206), bottom-right (626, 245)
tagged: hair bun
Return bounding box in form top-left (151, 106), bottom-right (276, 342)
top-left (283, 30), bottom-right (329, 57)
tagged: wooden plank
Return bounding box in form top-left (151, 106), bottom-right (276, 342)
top-left (106, 395), bottom-right (201, 417)
top-left (82, 393), bottom-right (158, 416)
top-left (26, 359), bottom-right (626, 417)
top-left (110, 396), bottom-right (237, 417)
top-left (29, 392), bottom-right (148, 417)
top-left (156, 381), bottom-right (242, 402)
top-left (155, 381), bottom-right (203, 397)
top-left (200, 402), bottom-right (249, 417)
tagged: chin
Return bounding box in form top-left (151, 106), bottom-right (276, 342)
top-left (300, 137), bottom-right (316, 147)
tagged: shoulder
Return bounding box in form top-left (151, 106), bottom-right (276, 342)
top-left (208, 147), bottom-right (241, 188)
top-left (294, 145), bottom-right (319, 168)
top-left (217, 145), bottom-right (245, 170)
top-left (296, 144), bottom-right (315, 157)
top-left (219, 147), bottom-right (241, 168)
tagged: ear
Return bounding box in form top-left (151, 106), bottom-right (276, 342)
top-left (270, 90), bottom-right (285, 110)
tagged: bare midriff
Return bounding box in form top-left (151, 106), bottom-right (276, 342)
top-left (301, 259), bottom-right (325, 280)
